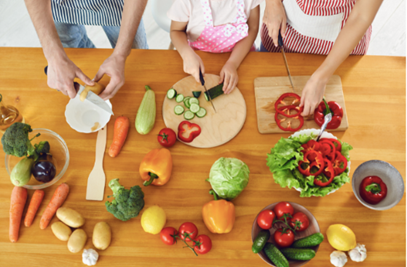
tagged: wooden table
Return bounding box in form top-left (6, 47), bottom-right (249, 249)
top-left (0, 48), bottom-right (405, 267)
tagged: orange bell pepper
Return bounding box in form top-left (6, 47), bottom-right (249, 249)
top-left (139, 148), bottom-right (172, 186)
top-left (202, 190), bottom-right (235, 234)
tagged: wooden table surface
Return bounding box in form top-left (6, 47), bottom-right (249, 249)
top-left (0, 48), bottom-right (405, 267)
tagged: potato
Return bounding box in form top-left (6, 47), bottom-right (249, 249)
top-left (92, 222), bottom-right (111, 250)
top-left (56, 207), bottom-right (85, 228)
top-left (67, 229), bottom-right (87, 253)
top-left (51, 222), bottom-right (72, 241)
top-left (80, 82), bottom-right (105, 101)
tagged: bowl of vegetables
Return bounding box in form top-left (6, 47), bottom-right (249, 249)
top-left (4, 125), bottom-right (69, 190)
top-left (251, 201), bottom-right (323, 267)
top-left (266, 129), bottom-right (352, 197)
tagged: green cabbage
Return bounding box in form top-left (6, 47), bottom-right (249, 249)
top-left (207, 157), bottom-right (250, 200)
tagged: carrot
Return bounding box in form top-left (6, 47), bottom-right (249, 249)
top-left (24, 189), bottom-right (45, 227)
top-left (109, 116), bottom-right (130, 158)
top-left (9, 186), bottom-right (28, 243)
top-left (40, 183), bottom-right (69, 230)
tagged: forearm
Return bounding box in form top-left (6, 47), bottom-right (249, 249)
top-left (113, 0), bottom-right (148, 58)
top-left (170, 29), bottom-right (195, 59)
top-left (227, 23), bottom-right (258, 69)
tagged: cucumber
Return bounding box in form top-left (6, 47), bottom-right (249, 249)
top-left (184, 110), bottom-right (195, 120)
top-left (291, 233), bottom-right (324, 248)
top-left (189, 103), bottom-right (200, 113)
top-left (204, 83), bottom-right (224, 101)
top-left (184, 97), bottom-right (191, 108)
top-left (135, 85), bottom-right (156, 135)
top-left (189, 97), bottom-right (199, 105)
top-left (196, 107), bottom-right (207, 118)
top-left (192, 91), bottom-right (201, 98)
top-left (263, 243), bottom-right (289, 267)
top-left (280, 248), bottom-right (316, 261)
top-left (167, 88), bottom-right (177, 99)
top-left (252, 230), bottom-right (270, 254)
top-left (174, 105), bottom-right (184, 115)
top-left (175, 94), bottom-right (184, 103)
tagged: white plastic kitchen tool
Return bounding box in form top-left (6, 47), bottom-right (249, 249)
top-left (86, 126), bottom-right (107, 201)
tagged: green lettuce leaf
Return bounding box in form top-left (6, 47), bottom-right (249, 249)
top-left (266, 137), bottom-right (303, 173)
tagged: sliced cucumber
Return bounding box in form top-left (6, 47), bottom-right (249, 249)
top-left (175, 94), bottom-right (184, 103)
top-left (204, 83), bottom-right (224, 101)
top-left (189, 97), bottom-right (199, 105)
top-left (192, 91), bottom-right (201, 98)
top-left (184, 96), bottom-right (191, 108)
top-left (174, 105), bottom-right (184, 115)
top-left (196, 107), bottom-right (207, 118)
top-left (183, 110), bottom-right (195, 120)
top-left (190, 103), bottom-right (200, 113)
top-left (167, 88), bottom-right (177, 99)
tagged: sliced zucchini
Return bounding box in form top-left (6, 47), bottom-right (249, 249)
top-left (189, 97), bottom-right (199, 105)
top-left (204, 83), bottom-right (224, 101)
top-left (183, 110), bottom-right (195, 120)
top-left (175, 94), bottom-right (184, 103)
top-left (167, 88), bottom-right (177, 99)
top-left (192, 91), bottom-right (202, 98)
top-left (196, 107), bottom-right (207, 118)
top-left (174, 105), bottom-right (184, 115)
top-left (190, 103), bottom-right (200, 113)
top-left (184, 96), bottom-right (191, 108)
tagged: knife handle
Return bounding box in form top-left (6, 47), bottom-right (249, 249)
top-left (278, 32), bottom-right (284, 47)
top-left (199, 68), bottom-right (205, 86)
top-left (44, 66), bottom-right (80, 89)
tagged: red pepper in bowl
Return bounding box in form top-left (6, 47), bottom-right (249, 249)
top-left (298, 150), bottom-right (325, 176)
top-left (319, 139), bottom-right (336, 161)
top-left (178, 121), bottom-right (201, 143)
top-left (314, 99), bottom-right (343, 129)
top-left (359, 176), bottom-right (387, 204)
top-left (332, 151), bottom-right (347, 175)
top-left (315, 159), bottom-right (335, 187)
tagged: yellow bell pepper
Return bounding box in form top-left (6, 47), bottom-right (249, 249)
top-left (202, 190), bottom-right (235, 234)
top-left (139, 148), bottom-right (172, 186)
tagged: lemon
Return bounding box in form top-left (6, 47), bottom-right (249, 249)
top-left (140, 206), bottom-right (166, 235)
top-left (327, 224), bottom-right (357, 251)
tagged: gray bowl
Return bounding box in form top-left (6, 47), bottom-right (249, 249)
top-left (352, 160), bottom-right (404, 210)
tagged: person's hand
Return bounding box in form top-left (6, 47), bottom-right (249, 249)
top-left (94, 52), bottom-right (126, 100)
top-left (219, 61), bottom-right (238, 94)
top-left (182, 50), bottom-right (205, 83)
top-left (299, 74), bottom-right (327, 116)
top-left (47, 54), bottom-right (94, 99)
top-left (263, 0), bottom-right (287, 47)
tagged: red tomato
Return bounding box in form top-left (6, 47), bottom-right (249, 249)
top-left (178, 222), bottom-right (198, 241)
top-left (289, 212), bottom-right (310, 232)
top-left (274, 202), bottom-right (294, 219)
top-left (257, 210), bottom-right (276, 230)
top-left (274, 228), bottom-right (295, 247)
top-left (194, 235), bottom-right (212, 254)
top-left (157, 128), bottom-right (177, 147)
top-left (160, 227), bottom-right (177, 245)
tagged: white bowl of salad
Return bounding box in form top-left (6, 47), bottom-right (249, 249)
top-left (266, 129), bottom-right (352, 197)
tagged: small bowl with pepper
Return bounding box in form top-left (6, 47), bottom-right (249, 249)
top-left (352, 160), bottom-right (404, 211)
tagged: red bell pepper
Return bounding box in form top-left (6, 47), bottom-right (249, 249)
top-left (319, 140), bottom-right (336, 161)
top-left (178, 121), bottom-right (201, 143)
top-left (274, 93), bottom-right (302, 116)
top-left (315, 159), bottom-right (335, 187)
top-left (332, 151), bottom-right (347, 175)
top-left (359, 176), bottom-right (387, 204)
top-left (314, 99), bottom-right (343, 130)
top-left (275, 108), bottom-right (304, 132)
top-left (320, 138), bottom-right (342, 153)
top-left (298, 150), bottom-right (324, 176)
top-left (301, 140), bottom-right (322, 161)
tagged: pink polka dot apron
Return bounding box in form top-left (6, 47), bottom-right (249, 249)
top-left (189, 0), bottom-right (250, 53)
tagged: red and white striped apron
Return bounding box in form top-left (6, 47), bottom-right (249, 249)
top-left (261, 0), bottom-right (372, 55)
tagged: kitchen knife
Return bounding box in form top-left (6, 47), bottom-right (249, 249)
top-left (44, 66), bottom-right (114, 115)
top-left (278, 33), bottom-right (295, 92)
top-left (199, 69), bottom-right (217, 113)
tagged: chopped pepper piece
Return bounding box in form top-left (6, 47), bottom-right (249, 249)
top-left (314, 99), bottom-right (343, 129)
top-left (319, 139), bottom-right (336, 161)
top-left (359, 176), bottom-right (388, 204)
top-left (320, 138), bottom-right (342, 153)
top-left (332, 151), bottom-right (347, 175)
top-left (274, 93), bottom-right (302, 115)
top-left (298, 150), bottom-right (325, 176)
top-left (202, 190), bottom-right (235, 234)
top-left (275, 108), bottom-right (304, 132)
top-left (315, 158), bottom-right (335, 187)
top-left (139, 148), bottom-right (173, 186)
top-left (178, 121), bottom-right (201, 143)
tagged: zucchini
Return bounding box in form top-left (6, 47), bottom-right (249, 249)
top-left (174, 105), bottom-right (184, 115)
top-left (204, 83), bottom-right (224, 101)
top-left (192, 91), bottom-right (201, 98)
top-left (189, 97), bottom-right (199, 105)
top-left (184, 97), bottom-right (191, 108)
top-left (190, 103), bottom-right (200, 113)
top-left (292, 233), bottom-right (324, 248)
top-left (263, 243), bottom-right (289, 267)
top-left (280, 248), bottom-right (316, 261)
top-left (196, 107), bottom-right (207, 118)
top-left (252, 230), bottom-right (270, 254)
top-left (167, 88), bottom-right (177, 99)
top-left (135, 85), bottom-right (156, 135)
top-left (184, 110), bottom-right (195, 120)
top-left (175, 94), bottom-right (184, 103)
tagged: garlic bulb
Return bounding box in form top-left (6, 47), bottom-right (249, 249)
top-left (330, 251), bottom-right (348, 267)
top-left (82, 248), bottom-right (99, 266)
top-left (349, 243), bottom-right (367, 262)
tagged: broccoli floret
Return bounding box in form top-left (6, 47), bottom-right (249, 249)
top-left (105, 178), bottom-right (145, 221)
top-left (1, 122), bottom-right (39, 157)
top-left (34, 141), bottom-right (50, 155)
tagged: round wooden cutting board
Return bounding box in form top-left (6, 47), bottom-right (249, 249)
top-left (162, 74), bottom-right (247, 148)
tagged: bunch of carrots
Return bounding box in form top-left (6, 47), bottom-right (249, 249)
top-left (9, 183), bottom-right (69, 243)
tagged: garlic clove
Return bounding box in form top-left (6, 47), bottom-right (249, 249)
top-left (330, 250), bottom-right (348, 267)
top-left (348, 243), bottom-right (367, 262)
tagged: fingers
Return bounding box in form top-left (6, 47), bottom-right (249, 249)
top-left (223, 72), bottom-right (230, 93)
top-left (224, 76), bottom-right (237, 94)
top-left (76, 69), bottom-right (94, 86)
top-left (219, 69), bottom-right (225, 84)
top-left (281, 18), bottom-right (287, 38)
top-left (93, 69), bottom-right (104, 82)
top-left (98, 76), bottom-right (123, 100)
top-left (64, 82), bottom-right (78, 99)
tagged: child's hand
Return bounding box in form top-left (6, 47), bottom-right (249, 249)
top-left (219, 62), bottom-right (238, 94)
top-left (263, 0), bottom-right (287, 47)
top-left (182, 51), bottom-right (205, 84)
top-left (299, 74), bottom-right (327, 116)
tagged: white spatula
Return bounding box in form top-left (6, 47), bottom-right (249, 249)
top-left (86, 126), bottom-right (107, 201)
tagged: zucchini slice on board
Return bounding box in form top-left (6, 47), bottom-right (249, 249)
top-left (175, 94), bottom-right (184, 103)
top-left (192, 91), bottom-right (202, 98)
top-left (167, 88), bottom-right (177, 99)
top-left (189, 103), bottom-right (200, 113)
top-left (184, 110), bottom-right (195, 120)
top-left (174, 105), bottom-right (184, 115)
top-left (189, 97), bottom-right (199, 105)
top-left (204, 83), bottom-right (224, 101)
top-left (196, 107), bottom-right (207, 118)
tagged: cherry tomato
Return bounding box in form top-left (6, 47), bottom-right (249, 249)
top-left (178, 222), bottom-right (198, 241)
top-left (193, 234), bottom-right (212, 254)
top-left (289, 212), bottom-right (310, 232)
top-left (157, 128), bottom-right (177, 147)
top-left (274, 228), bottom-right (295, 247)
top-left (274, 202), bottom-right (294, 219)
top-left (257, 210), bottom-right (276, 230)
top-left (160, 227), bottom-right (177, 245)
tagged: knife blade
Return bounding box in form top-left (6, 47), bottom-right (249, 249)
top-left (278, 33), bottom-right (295, 92)
top-left (199, 69), bottom-right (217, 113)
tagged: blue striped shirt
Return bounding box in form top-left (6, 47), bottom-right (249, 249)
top-left (51, 0), bottom-right (124, 26)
